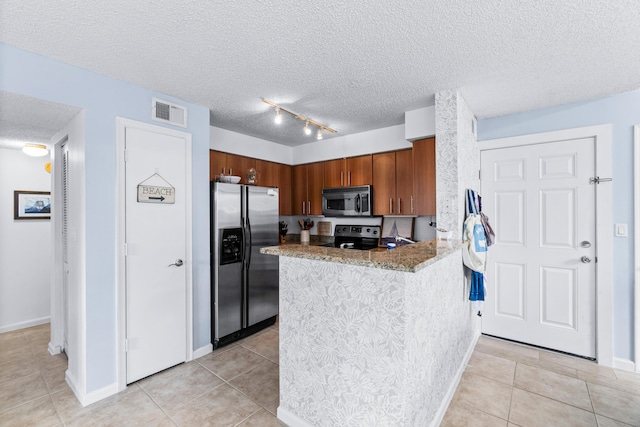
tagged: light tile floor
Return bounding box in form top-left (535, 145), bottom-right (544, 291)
top-left (2, 323), bottom-right (640, 426)
top-left (442, 336), bottom-right (640, 426)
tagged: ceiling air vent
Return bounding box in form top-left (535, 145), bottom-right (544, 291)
top-left (152, 98), bottom-right (187, 127)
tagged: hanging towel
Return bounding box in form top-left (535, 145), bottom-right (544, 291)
top-left (469, 271), bottom-right (485, 316)
top-left (480, 212), bottom-right (496, 247)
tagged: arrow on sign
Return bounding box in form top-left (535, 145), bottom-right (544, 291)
top-left (149, 196), bottom-right (165, 201)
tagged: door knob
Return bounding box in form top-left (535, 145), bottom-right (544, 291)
top-left (580, 256), bottom-right (591, 264)
top-left (168, 259), bottom-right (184, 267)
top-left (580, 241), bottom-right (591, 248)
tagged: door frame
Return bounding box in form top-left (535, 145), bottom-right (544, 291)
top-left (480, 124), bottom-right (613, 367)
top-left (634, 125), bottom-right (640, 372)
top-left (115, 117), bottom-right (193, 391)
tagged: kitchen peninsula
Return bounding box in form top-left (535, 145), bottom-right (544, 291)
top-left (261, 240), bottom-right (479, 427)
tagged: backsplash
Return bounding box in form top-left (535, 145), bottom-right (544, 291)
top-left (279, 215), bottom-right (437, 241)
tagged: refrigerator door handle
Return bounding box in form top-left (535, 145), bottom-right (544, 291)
top-left (246, 218), bottom-right (252, 269)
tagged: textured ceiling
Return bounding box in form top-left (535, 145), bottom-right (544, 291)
top-left (0, 91), bottom-right (81, 149)
top-left (1, 1), bottom-right (640, 146)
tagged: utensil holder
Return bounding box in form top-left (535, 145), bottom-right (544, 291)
top-left (300, 230), bottom-right (310, 244)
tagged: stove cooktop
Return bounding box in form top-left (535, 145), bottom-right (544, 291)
top-left (330, 224), bottom-right (381, 250)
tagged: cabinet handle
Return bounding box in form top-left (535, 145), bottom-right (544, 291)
top-left (348, 171), bottom-right (351, 186)
top-left (398, 198), bottom-right (401, 214)
top-left (229, 168), bottom-right (233, 175)
top-left (389, 198), bottom-right (393, 214)
top-left (410, 196), bottom-right (414, 214)
top-left (222, 167), bottom-right (226, 175)
top-left (308, 201), bottom-right (311, 214)
top-left (302, 202), bottom-right (306, 215)
top-left (340, 172), bottom-right (344, 186)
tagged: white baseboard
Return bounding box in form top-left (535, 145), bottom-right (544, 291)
top-left (431, 328), bottom-right (481, 427)
top-left (613, 357), bottom-right (637, 373)
top-left (277, 406), bottom-right (316, 427)
top-left (48, 341), bottom-right (62, 356)
top-left (66, 370), bottom-right (119, 407)
top-left (0, 316), bottom-right (50, 333)
top-left (193, 343), bottom-right (213, 360)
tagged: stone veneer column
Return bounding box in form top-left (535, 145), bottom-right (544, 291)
top-left (435, 90), bottom-right (480, 239)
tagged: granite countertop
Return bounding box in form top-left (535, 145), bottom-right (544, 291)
top-left (260, 239), bottom-right (462, 273)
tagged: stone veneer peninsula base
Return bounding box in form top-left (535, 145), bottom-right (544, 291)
top-left (261, 240), bottom-right (480, 427)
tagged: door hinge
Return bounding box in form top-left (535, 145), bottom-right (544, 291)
top-left (124, 339), bottom-right (128, 352)
top-left (124, 243), bottom-right (128, 256)
top-left (589, 176), bottom-right (612, 184)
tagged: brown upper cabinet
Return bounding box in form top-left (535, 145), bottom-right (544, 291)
top-left (412, 137), bottom-right (436, 216)
top-left (323, 155), bottom-right (373, 188)
top-left (275, 162), bottom-right (292, 215)
top-left (255, 159), bottom-right (276, 187)
top-left (291, 162), bottom-right (324, 215)
top-left (209, 150), bottom-right (255, 184)
top-left (372, 149), bottom-right (414, 215)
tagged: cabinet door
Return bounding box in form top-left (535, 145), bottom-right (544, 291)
top-left (291, 165), bottom-right (307, 215)
top-left (307, 162), bottom-right (324, 215)
top-left (372, 152), bottom-right (397, 215)
top-left (256, 159), bottom-right (276, 187)
top-left (395, 149), bottom-right (414, 215)
top-left (346, 154), bottom-right (372, 186)
top-left (226, 154), bottom-right (256, 183)
top-left (323, 159), bottom-right (345, 188)
top-left (209, 150), bottom-right (226, 181)
top-left (412, 137), bottom-right (436, 215)
top-left (276, 163), bottom-right (292, 215)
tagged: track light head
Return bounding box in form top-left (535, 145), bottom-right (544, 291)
top-left (317, 129), bottom-right (323, 140)
top-left (274, 107), bottom-right (282, 124)
top-left (304, 121), bottom-right (311, 135)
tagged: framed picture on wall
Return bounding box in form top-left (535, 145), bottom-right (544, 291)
top-left (14, 190), bottom-right (51, 220)
top-left (380, 216), bottom-right (414, 246)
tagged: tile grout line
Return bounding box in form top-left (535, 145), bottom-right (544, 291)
top-left (137, 382), bottom-right (180, 426)
top-left (195, 357), bottom-right (280, 419)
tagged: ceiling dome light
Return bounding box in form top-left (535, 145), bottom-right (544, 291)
top-left (22, 143), bottom-right (49, 157)
top-left (274, 107), bottom-right (282, 124)
top-left (304, 121), bottom-right (311, 135)
top-left (317, 129), bottom-right (323, 140)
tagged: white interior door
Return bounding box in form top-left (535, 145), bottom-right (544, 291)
top-left (125, 126), bottom-right (187, 383)
top-left (481, 137), bottom-right (596, 358)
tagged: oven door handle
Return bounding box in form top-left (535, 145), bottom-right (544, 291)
top-left (355, 194), bottom-right (361, 213)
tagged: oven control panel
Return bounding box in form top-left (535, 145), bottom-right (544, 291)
top-left (334, 225), bottom-right (380, 239)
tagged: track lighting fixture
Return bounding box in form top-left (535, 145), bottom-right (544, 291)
top-left (262, 98), bottom-right (336, 140)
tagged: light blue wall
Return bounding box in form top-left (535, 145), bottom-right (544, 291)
top-left (478, 90), bottom-right (640, 361)
top-left (0, 43), bottom-right (211, 391)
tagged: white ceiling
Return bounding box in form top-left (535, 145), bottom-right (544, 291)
top-left (1, 1), bottom-right (640, 146)
top-left (0, 91), bottom-right (81, 149)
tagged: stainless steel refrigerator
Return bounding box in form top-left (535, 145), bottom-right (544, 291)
top-left (211, 182), bottom-right (279, 348)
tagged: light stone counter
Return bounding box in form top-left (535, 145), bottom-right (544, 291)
top-left (260, 238), bottom-right (462, 273)
top-left (262, 240), bottom-right (479, 426)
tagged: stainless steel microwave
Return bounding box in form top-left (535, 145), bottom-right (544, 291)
top-left (322, 185), bottom-right (372, 217)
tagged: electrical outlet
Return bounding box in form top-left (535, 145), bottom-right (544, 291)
top-left (615, 223), bottom-right (628, 237)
